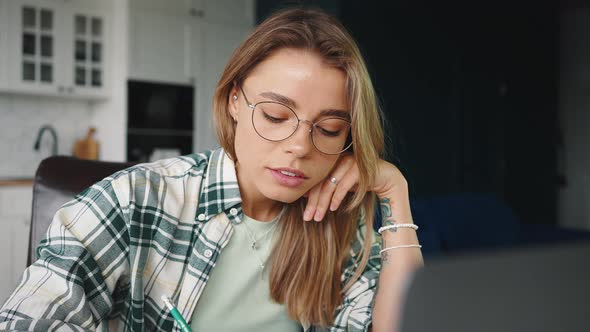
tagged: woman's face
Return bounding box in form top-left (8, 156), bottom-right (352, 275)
top-left (229, 47), bottom-right (349, 205)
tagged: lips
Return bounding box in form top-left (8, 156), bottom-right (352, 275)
top-left (268, 167), bottom-right (308, 187)
top-left (273, 167), bottom-right (307, 178)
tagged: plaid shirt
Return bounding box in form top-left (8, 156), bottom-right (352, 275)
top-left (0, 148), bottom-right (381, 332)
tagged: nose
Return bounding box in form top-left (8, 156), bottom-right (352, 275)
top-left (283, 120), bottom-right (314, 157)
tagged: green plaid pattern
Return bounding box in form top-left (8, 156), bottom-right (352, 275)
top-left (0, 149), bottom-right (381, 332)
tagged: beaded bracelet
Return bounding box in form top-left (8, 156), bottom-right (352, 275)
top-left (378, 223), bottom-right (419, 234)
top-left (379, 244), bottom-right (422, 254)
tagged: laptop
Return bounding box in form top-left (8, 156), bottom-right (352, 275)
top-left (400, 241), bottom-right (590, 332)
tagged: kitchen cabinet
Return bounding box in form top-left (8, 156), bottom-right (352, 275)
top-left (199, 0), bottom-right (254, 27)
top-left (128, 0), bottom-right (209, 85)
top-left (128, 0), bottom-right (254, 152)
top-left (128, 0), bottom-right (253, 86)
top-left (128, 0), bottom-right (196, 85)
top-left (1, 0), bottom-right (110, 99)
top-left (0, 185), bottom-right (33, 304)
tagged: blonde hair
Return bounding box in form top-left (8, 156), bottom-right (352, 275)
top-left (213, 7), bottom-right (384, 327)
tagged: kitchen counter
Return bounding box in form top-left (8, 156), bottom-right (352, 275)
top-left (0, 178), bottom-right (34, 187)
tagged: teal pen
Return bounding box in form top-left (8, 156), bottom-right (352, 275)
top-left (161, 295), bottom-right (193, 332)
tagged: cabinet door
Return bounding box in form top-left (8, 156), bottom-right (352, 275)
top-left (5, 0), bottom-right (64, 95)
top-left (63, 7), bottom-right (109, 98)
top-left (2, 0), bottom-right (110, 99)
top-left (129, 7), bottom-right (194, 84)
top-left (0, 186), bottom-right (32, 305)
top-left (200, 0), bottom-right (253, 27)
top-left (0, 0), bottom-right (8, 90)
top-left (193, 21), bottom-right (251, 151)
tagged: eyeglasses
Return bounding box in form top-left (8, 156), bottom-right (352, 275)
top-left (239, 86), bottom-right (353, 155)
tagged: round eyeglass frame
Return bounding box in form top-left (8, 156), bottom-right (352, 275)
top-left (238, 86), bottom-right (353, 155)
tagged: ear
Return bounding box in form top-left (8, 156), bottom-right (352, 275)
top-left (228, 82), bottom-right (240, 121)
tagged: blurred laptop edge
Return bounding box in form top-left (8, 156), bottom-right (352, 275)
top-left (400, 241), bottom-right (590, 332)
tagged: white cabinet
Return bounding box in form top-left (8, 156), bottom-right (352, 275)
top-left (0, 0), bottom-right (9, 91)
top-left (0, 186), bottom-right (32, 304)
top-left (199, 0), bottom-right (254, 26)
top-left (128, 0), bottom-right (212, 85)
top-left (194, 20), bottom-right (252, 151)
top-left (1, 0), bottom-right (110, 99)
top-left (129, 0), bottom-right (196, 85)
top-left (128, 0), bottom-right (254, 151)
top-left (128, 0), bottom-right (253, 86)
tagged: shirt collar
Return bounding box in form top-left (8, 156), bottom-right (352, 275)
top-left (195, 148), bottom-right (243, 223)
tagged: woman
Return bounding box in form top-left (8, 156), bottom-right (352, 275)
top-left (0, 7), bottom-right (423, 332)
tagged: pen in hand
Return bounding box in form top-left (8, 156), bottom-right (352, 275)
top-left (161, 295), bottom-right (193, 332)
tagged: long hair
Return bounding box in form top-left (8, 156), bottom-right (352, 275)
top-left (212, 7), bottom-right (384, 327)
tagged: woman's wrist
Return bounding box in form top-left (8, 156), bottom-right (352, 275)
top-left (375, 177), bottom-right (409, 205)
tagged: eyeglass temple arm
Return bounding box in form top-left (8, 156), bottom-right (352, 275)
top-left (238, 85), bottom-right (256, 109)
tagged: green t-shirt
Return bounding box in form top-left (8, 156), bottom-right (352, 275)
top-left (190, 213), bottom-right (302, 331)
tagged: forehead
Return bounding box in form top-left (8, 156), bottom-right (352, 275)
top-left (245, 48), bottom-right (349, 112)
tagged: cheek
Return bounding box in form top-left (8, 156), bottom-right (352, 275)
top-left (307, 158), bottom-right (339, 185)
top-left (234, 122), bottom-right (272, 164)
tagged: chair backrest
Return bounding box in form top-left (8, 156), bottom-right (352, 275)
top-left (28, 156), bottom-right (134, 266)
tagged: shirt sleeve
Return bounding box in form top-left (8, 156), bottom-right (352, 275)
top-left (0, 175), bottom-right (131, 331)
top-left (321, 212), bottom-right (382, 332)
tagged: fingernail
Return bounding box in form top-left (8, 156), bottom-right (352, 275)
top-left (330, 203), bottom-right (337, 211)
top-left (304, 209), bottom-right (312, 221)
top-left (314, 208), bottom-right (323, 222)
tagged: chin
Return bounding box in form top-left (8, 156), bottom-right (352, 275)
top-left (263, 186), bottom-right (305, 204)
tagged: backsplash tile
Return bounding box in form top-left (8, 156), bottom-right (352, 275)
top-left (0, 94), bottom-right (94, 178)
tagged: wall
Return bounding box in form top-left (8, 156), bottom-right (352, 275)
top-left (558, 6), bottom-right (590, 230)
top-left (0, 95), bottom-right (95, 178)
top-left (339, 1), bottom-right (560, 226)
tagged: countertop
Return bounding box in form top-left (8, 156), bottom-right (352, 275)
top-left (0, 178), bottom-right (34, 186)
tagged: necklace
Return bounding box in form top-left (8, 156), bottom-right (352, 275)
top-left (242, 206), bottom-right (285, 250)
top-left (241, 206), bottom-right (286, 278)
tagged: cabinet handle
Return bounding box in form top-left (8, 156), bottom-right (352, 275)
top-left (67, 87), bottom-right (74, 93)
top-left (58, 86), bottom-right (65, 93)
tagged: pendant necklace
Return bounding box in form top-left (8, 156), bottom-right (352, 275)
top-left (241, 206), bottom-right (286, 278)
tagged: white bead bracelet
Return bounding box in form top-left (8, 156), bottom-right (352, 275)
top-left (378, 223), bottom-right (419, 234)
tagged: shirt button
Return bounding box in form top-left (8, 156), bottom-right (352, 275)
top-left (198, 214), bottom-right (206, 221)
top-left (204, 249), bottom-right (213, 258)
top-left (229, 208), bottom-right (238, 216)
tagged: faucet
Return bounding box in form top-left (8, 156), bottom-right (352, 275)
top-left (33, 125), bottom-right (58, 156)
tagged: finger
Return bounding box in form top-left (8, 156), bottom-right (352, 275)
top-left (314, 159), bottom-right (355, 221)
top-left (303, 184), bottom-right (321, 221)
top-left (330, 164), bottom-right (359, 211)
top-left (313, 178), bottom-right (337, 222)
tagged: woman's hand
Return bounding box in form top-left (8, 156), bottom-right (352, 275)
top-left (303, 153), bottom-right (407, 221)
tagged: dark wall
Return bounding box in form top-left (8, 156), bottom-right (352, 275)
top-left (257, 0), bottom-right (560, 225)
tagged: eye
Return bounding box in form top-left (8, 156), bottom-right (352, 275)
top-left (317, 126), bottom-right (341, 137)
top-left (262, 111), bottom-right (287, 123)
top-left (315, 118), bottom-right (350, 137)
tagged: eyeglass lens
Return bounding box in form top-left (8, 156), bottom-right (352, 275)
top-left (252, 102), bottom-right (351, 154)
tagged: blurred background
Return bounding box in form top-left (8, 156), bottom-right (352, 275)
top-left (1, 0), bottom-right (590, 302)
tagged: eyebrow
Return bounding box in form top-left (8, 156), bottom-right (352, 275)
top-left (258, 91), bottom-right (351, 121)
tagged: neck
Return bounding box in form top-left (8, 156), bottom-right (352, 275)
top-left (236, 164), bottom-right (284, 222)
